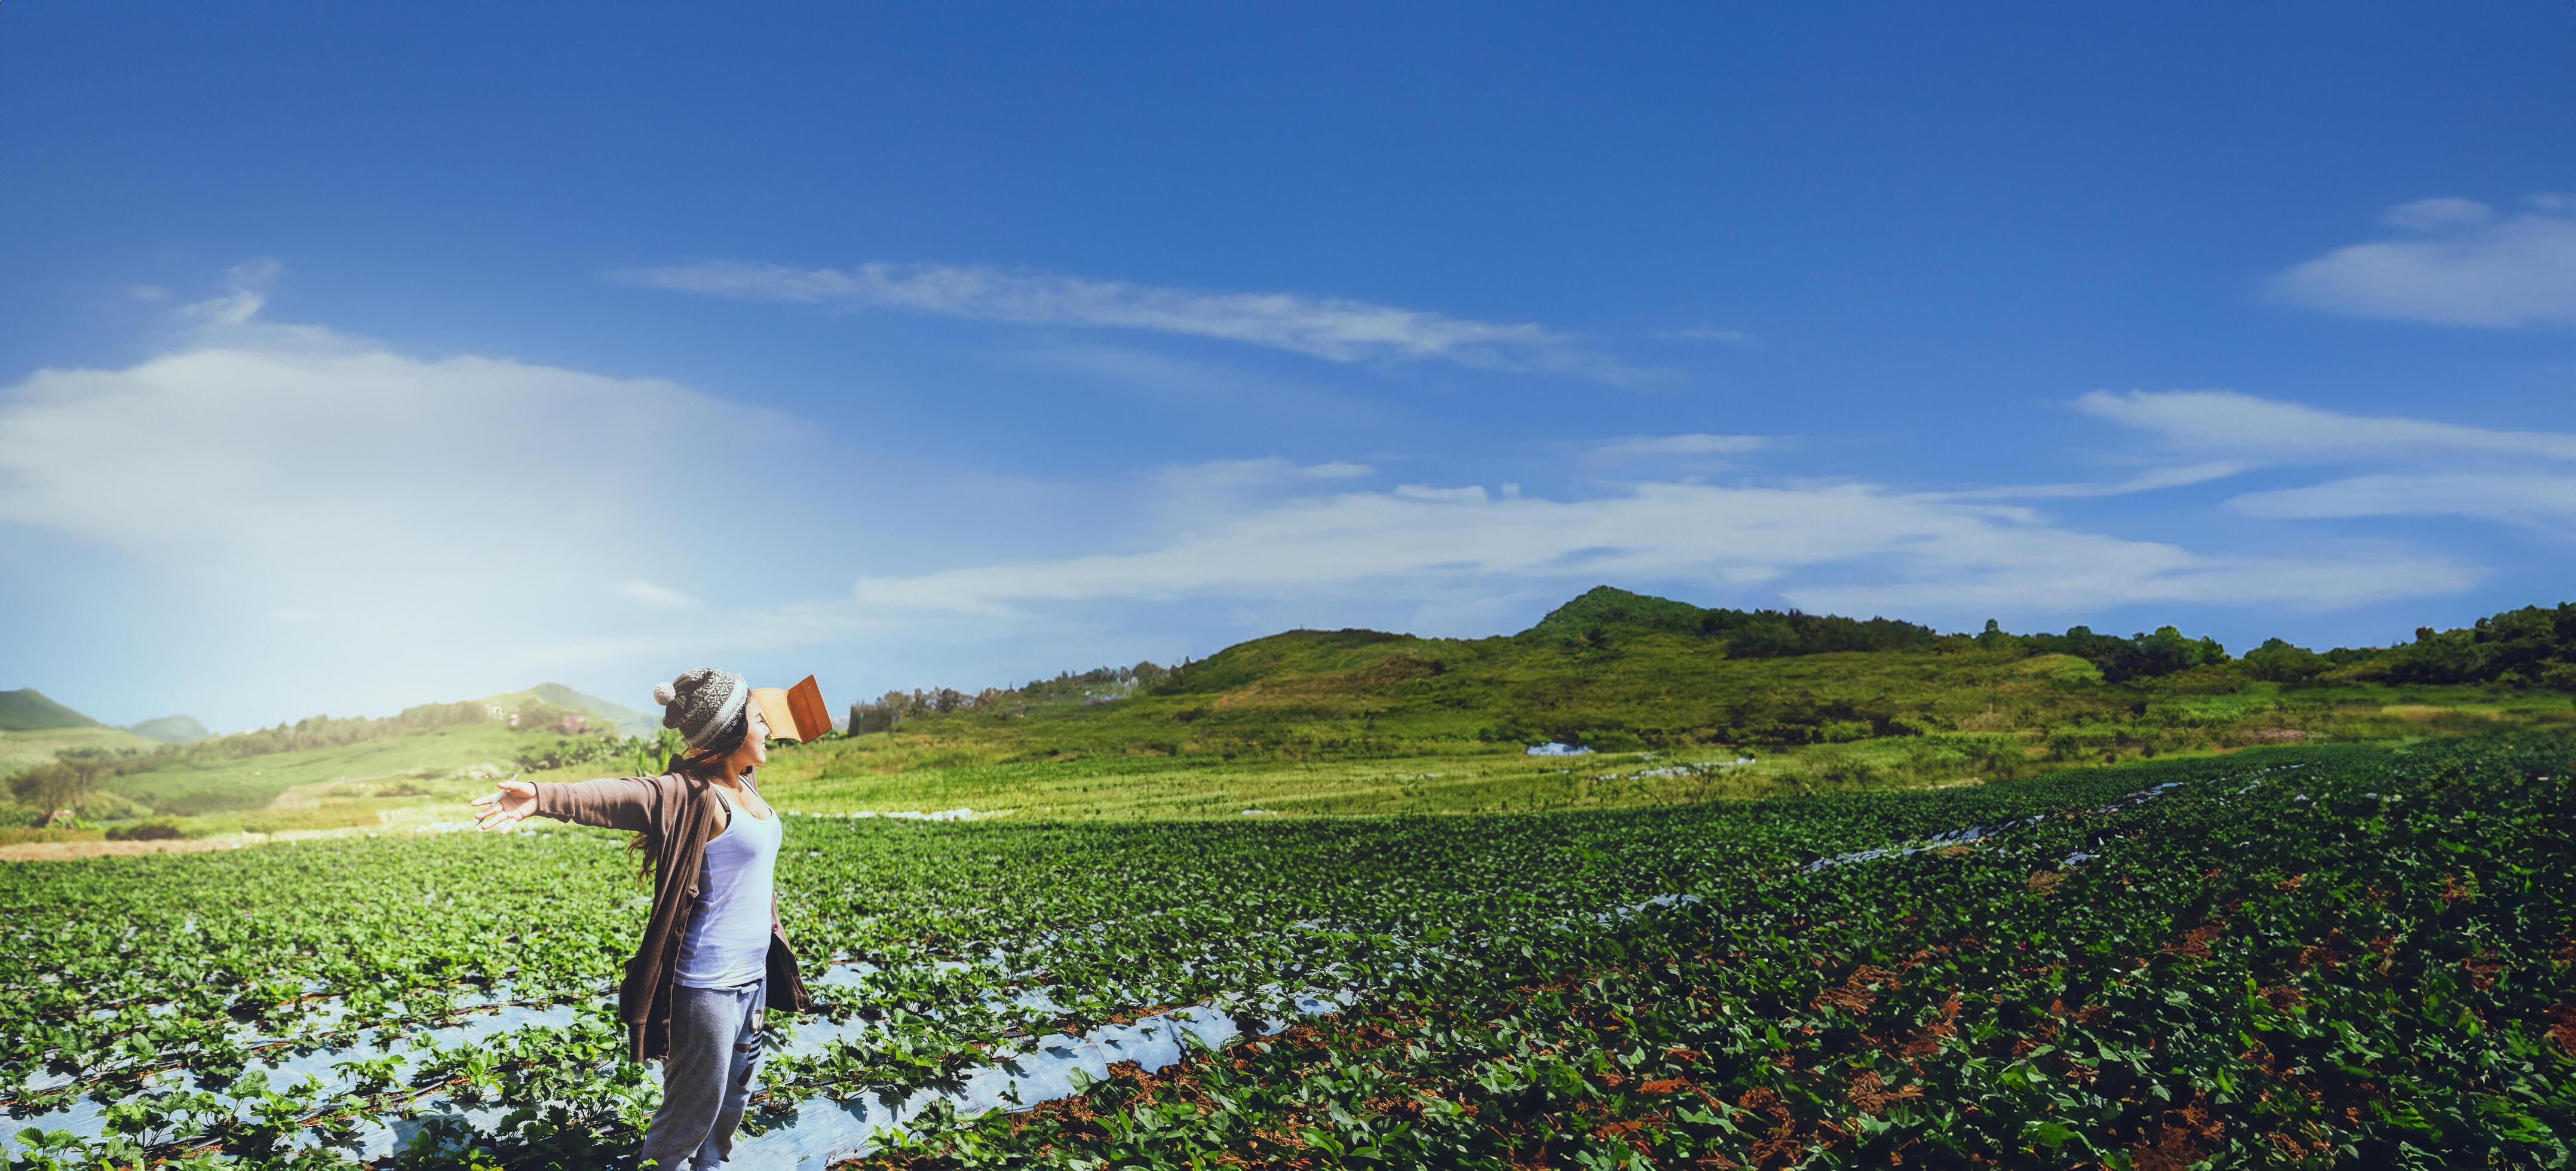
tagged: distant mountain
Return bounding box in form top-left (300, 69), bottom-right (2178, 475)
top-left (126, 715), bottom-right (211, 744)
top-left (0, 688), bottom-right (103, 732)
top-left (478, 682), bottom-right (661, 737)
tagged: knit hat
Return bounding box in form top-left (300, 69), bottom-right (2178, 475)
top-left (653, 667), bottom-right (749, 755)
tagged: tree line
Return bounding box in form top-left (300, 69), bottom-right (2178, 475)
top-left (848, 661), bottom-right (1176, 732)
top-left (1554, 597), bottom-right (2576, 689)
top-left (22, 700), bottom-right (495, 792)
top-left (1977, 603), bottom-right (2576, 688)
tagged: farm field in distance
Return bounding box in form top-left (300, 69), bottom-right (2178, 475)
top-left (3, 734), bottom-right (2571, 1168)
top-left (10, 588), bottom-right (2575, 841)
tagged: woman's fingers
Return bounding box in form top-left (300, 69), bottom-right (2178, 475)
top-left (471, 777), bottom-right (534, 832)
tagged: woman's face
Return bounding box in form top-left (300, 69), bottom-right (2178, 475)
top-left (722, 704), bottom-right (771, 775)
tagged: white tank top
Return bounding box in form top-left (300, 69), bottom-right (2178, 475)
top-left (673, 781), bottom-right (783, 989)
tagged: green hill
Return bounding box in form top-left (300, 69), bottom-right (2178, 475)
top-left (1519, 584), bottom-right (1718, 639)
top-left (99, 721), bottom-right (544, 822)
top-left (14, 588), bottom-right (2575, 829)
top-left (763, 586), bottom-right (2576, 816)
top-left (0, 688), bottom-right (102, 732)
top-left (477, 682), bottom-right (660, 736)
top-left (125, 715), bottom-right (211, 744)
top-left (4, 681), bottom-right (672, 833)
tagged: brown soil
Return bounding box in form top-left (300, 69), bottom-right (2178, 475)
top-left (2130, 1096), bottom-right (2224, 1171)
top-left (0, 837), bottom-right (248, 862)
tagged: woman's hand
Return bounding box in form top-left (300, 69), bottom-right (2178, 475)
top-left (468, 774), bottom-right (536, 832)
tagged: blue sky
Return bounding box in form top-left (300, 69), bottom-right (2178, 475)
top-left (2, 3), bottom-right (2571, 734)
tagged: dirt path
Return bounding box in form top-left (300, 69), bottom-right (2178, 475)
top-left (0, 837), bottom-right (252, 862)
top-left (2, 816), bottom-right (496, 862)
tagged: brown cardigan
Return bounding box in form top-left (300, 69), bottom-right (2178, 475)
top-left (532, 768), bottom-right (816, 1062)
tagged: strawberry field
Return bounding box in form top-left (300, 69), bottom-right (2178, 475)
top-left (5, 735), bottom-right (2572, 1169)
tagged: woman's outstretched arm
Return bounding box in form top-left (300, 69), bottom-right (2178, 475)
top-left (470, 774), bottom-right (660, 833)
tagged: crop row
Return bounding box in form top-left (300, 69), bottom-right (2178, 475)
top-left (850, 735), bottom-right (2576, 1169)
top-left (6, 737), bottom-right (2566, 1166)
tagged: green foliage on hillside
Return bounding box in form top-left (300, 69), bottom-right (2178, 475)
top-left (123, 715), bottom-right (210, 744)
top-left (13, 591), bottom-right (2576, 833)
top-left (2371, 603), bottom-right (2576, 688)
top-left (94, 722), bottom-right (543, 820)
top-left (480, 682), bottom-right (659, 736)
top-left (64, 699), bottom-right (492, 780)
top-left (801, 588), bottom-right (2576, 777)
top-left (0, 726), bottom-right (168, 783)
top-left (0, 688), bottom-right (101, 732)
top-left (1520, 584), bottom-right (1944, 656)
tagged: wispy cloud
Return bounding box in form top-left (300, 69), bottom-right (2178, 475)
top-left (614, 260), bottom-right (1663, 383)
top-left (2074, 390), bottom-right (2576, 462)
top-left (848, 474), bottom-right (2473, 621)
top-left (2075, 388), bottom-right (2576, 528)
top-left (1016, 342), bottom-right (1393, 427)
top-left (1938, 461), bottom-right (2252, 501)
top-left (2229, 473), bottom-right (2576, 528)
top-left (178, 259), bottom-right (281, 327)
top-left (611, 580), bottom-right (704, 609)
top-left (1583, 433), bottom-right (1771, 466)
top-left (2268, 194), bottom-right (2576, 327)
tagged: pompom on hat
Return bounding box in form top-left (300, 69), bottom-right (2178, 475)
top-left (654, 667), bottom-right (749, 755)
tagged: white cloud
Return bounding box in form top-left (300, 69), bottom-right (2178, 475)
top-left (615, 260), bottom-right (1661, 382)
top-left (2075, 389), bottom-right (2576, 529)
top-left (2229, 473), bottom-right (2576, 526)
top-left (1939, 461), bottom-right (2251, 501)
top-left (2378, 197), bottom-right (2493, 231)
top-left (0, 273), bottom-right (1059, 730)
top-left (2269, 195), bottom-right (2576, 327)
top-left (1018, 343), bottom-right (1393, 427)
top-left (1791, 539), bottom-right (2470, 617)
top-left (1128, 456), bottom-right (1381, 543)
top-left (2074, 390), bottom-right (2576, 462)
top-left (178, 259), bottom-right (281, 327)
top-left (1144, 455), bottom-right (1375, 495)
top-left (612, 580), bottom-right (703, 609)
top-left (848, 476), bottom-right (2473, 621)
top-left (1584, 433), bottom-right (1771, 466)
top-left (1391, 483), bottom-right (1490, 503)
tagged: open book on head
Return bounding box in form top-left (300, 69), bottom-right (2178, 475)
top-left (748, 675), bottom-right (832, 743)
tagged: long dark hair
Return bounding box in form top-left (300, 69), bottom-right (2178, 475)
top-left (627, 706), bottom-right (752, 882)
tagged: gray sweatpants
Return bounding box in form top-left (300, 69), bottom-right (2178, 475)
top-left (637, 979), bottom-right (765, 1170)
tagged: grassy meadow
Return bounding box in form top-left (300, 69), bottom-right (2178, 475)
top-left (743, 679), bottom-right (2569, 819)
top-left (6, 587), bottom-right (2574, 842)
top-left (0, 725), bottom-right (167, 778)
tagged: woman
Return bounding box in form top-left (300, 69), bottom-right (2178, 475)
top-left (470, 667), bottom-right (814, 1171)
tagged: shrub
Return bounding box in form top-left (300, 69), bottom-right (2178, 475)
top-left (106, 820), bottom-right (188, 841)
top-left (1818, 719), bottom-right (1875, 743)
top-left (83, 790), bottom-right (154, 821)
top-left (2242, 637), bottom-right (2328, 683)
